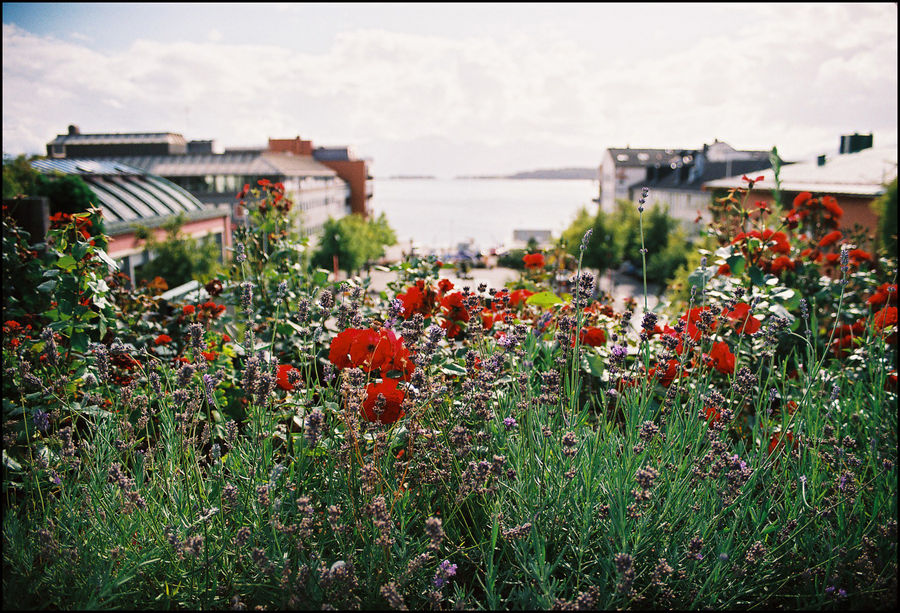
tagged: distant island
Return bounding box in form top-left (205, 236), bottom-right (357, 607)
top-left (455, 167), bottom-right (599, 180)
top-left (386, 175), bottom-right (437, 180)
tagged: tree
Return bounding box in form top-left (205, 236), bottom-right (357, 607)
top-left (134, 215), bottom-right (222, 288)
top-left (2, 154), bottom-right (41, 199)
top-left (312, 213), bottom-right (397, 276)
top-left (873, 178), bottom-right (897, 255)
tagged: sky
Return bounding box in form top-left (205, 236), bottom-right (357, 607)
top-left (2, 2), bottom-right (897, 178)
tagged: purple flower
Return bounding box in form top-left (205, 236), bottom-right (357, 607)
top-left (32, 410), bottom-right (50, 433)
top-left (433, 559), bottom-right (457, 588)
top-left (503, 417), bottom-right (518, 431)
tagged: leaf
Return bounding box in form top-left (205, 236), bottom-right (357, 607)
top-left (94, 249), bottom-right (119, 272)
top-left (36, 280), bottom-right (57, 293)
top-left (56, 255), bottom-right (77, 271)
top-left (440, 362), bottom-right (467, 376)
top-left (726, 254), bottom-right (746, 276)
top-left (70, 330), bottom-right (89, 354)
top-left (526, 291), bottom-right (566, 307)
top-left (687, 269), bottom-right (708, 289)
top-left (747, 266), bottom-right (765, 287)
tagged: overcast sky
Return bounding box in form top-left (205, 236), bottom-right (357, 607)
top-left (2, 2), bottom-right (897, 177)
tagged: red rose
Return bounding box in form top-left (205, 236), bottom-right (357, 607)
top-left (523, 253), bottom-right (545, 270)
top-left (578, 327), bottom-right (607, 347)
top-left (723, 302), bottom-right (761, 335)
top-left (362, 378), bottom-right (405, 424)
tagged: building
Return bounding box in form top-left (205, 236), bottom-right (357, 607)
top-left (45, 126), bottom-right (364, 238)
top-left (703, 135), bottom-right (896, 238)
top-left (598, 141), bottom-right (772, 226)
top-left (630, 141), bottom-right (772, 231)
top-left (29, 158), bottom-right (232, 283)
top-left (268, 137), bottom-right (374, 217)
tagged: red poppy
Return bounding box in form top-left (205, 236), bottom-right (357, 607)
top-left (704, 406), bottom-right (722, 423)
top-left (848, 249), bottom-right (873, 265)
top-left (706, 341), bottom-right (736, 375)
top-left (201, 350), bottom-right (218, 362)
top-left (438, 279), bottom-right (454, 294)
top-left (329, 328), bottom-right (361, 369)
top-left (154, 334), bottom-right (172, 346)
top-left (523, 253), bottom-right (545, 270)
top-left (821, 196), bottom-right (843, 219)
top-left (222, 334), bottom-right (231, 343)
top-left (681, 306), bottom-right (716, 341)
top-left (397, 284), bottom-right (425, 319)
top-left (717, 263), bottom-right (731, 276)
top-left (198, 301), bottom-right (227, 320)
top-left (577, 327), bottom-right (607, 347)
top-left (183, 305), bottom-right (196, 316)
top-left (792, 192), bottom-right (812, 208)
top-left (362, 378), bottom-right (405, 424)
top-left (481, 309), bottom-right (508, 331)
top-left (276, 364), bottom-right (300, 391)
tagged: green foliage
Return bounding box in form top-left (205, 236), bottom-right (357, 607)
top-left (134, 215), bottom-right (222, 288)
top-left (873, 177), bottom-right (897, 255)
top-left (35, 174), bottom-right (96, 215)
top-left (2, 154), bottom-right (41, 199)
top-left (559, 199), bottom-right (689, 282)
top-left (312, 212), bottom-right (396, 275)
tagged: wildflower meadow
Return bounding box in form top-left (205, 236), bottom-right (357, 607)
top-left (2, 177), bottom-right (897, 610)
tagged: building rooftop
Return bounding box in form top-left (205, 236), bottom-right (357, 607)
top-left (88, 151), bottom-right (338, 178)
top-left (606, 148), bottom-right (687, 168)
top-left (703, 146), bottom-right (898, 197)
top-left (47, 131), bottom-right (188, 148)
top-left (30, 158), bottom-right (226, 229)
top-left (635, 159), bottom-right (774, 193)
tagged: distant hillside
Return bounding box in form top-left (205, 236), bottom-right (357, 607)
top-left (456, 167), bottom-right (598, 180)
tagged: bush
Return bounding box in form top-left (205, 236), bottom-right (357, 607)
top-left (312, 212), bottom-right (396, 275)
top-left (133, 215), bottom-right (223, 288)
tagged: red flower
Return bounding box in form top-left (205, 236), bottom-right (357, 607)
top-left (201, 350), bottom-right (218, 362)
top-left (183, 305), bottom-right (195, 316)
top-left (723, 302), bottom-right (761, 335)
top-left (276, 364), bottom-right (300, 391)
top-left (792, 192), bottom-right (812, 208)
top-left (481, 309), bottom-right (508, 331)
top-left (867, 283), bottom-right (898, 307)
top-left (362, 378), bottom-right (405, 424)
top-left (578, 326), bottom-right (607, 346)
top-left (704, 406), bottom-right (722, 423)
top-left (154, 334), bottom-right (172, 346)
top-left (768, 431), bottom-right (796, 455)
top-left (706, 341), bottom-right (736, 375)
top-left (523, 253), bottom-right (545, 270)
top-left (508, 289), bottom-right (534, 307)
top-left (770, 255), bottom-right (795, 275)
top-left (438, 279), bottom-right (454, 294)
top-left (440, 292), bottom-right (470, 324)
top-left (821, 196), bottom-right (843, 219)
top-left (329, 328), bottom-right (362, 369)
top-left (873, 306), bottom-right (898, 331)
top-left (198, 301), bottom-right (226, 320)
top-left (818, 230), bottom-right (842, 248)
top-left (650, 358), bottom-right (682, 387)
top-left (681, 306), bottom-right (716, 341)
top-left (717, 263), bottom-right (731, 276)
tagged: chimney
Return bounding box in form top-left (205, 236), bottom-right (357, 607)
top-left (67, 125), bottom-right (80, 135)
top-left (839, 133), bottom-right (873, 154)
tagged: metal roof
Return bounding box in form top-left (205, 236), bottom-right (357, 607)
top-left (88, 151), bottom-right (338, 178)
top-left (47, 132), bottom-right (187, 147)
top-left (702, 146), bottom-right (898, 196)
top-left (29, 158), bottom-right (224, 228)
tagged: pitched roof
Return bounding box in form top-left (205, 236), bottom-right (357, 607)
top-left (702, 146), bottom-right (898, 197)
top-left (634, 159), bottom-right (774, 193)
top-left (606, 148), bottom-right (688, 168)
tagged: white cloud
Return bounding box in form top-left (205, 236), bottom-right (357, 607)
top-left (2, 4), bottom-right (897, 175)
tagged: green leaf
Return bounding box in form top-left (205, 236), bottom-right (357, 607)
top-left (440, 362), bottom-right (467, 376)
top-left (526, 291), bottom-right (565, 307)
top-left (747, 266), bottom-right (765, 287)
top-left (726, 254), bottom-right (746, 276)
top-left (313, 269), bottom-right (330, 286)
top-left (37, 280), bottom-right (57, 293)
top-left (56, 255), bottom-right (77, 271)
top-left (687, 268), bottom-right (708, 289)
top-left (70, 330), bottom-right (89, 354)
